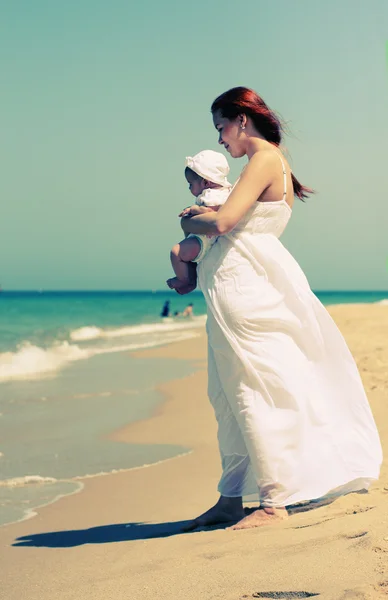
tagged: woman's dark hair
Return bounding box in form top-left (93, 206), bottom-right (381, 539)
top-left (211, 86), bottom-right (314, 201)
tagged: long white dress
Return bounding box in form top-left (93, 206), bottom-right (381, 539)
top-left (197, 156), bottom-right (383, 508)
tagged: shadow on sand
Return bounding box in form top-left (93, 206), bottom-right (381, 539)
top-left (12, 519), bottom-right (230, 548)
top-left (12, 499), bottom-right (339, 548)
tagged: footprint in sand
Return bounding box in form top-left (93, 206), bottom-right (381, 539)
top-left (248, 593), bottom-right (320, 599)
top-left (291, 505), bottom-right (376, 530)
top-left (337, 590), bottom-right (368, 599)
top-left (202, 552), bottom-right (225, 560)
top-left (373, 545), bottom-right (388, 554)
top-left (292, 516), bottom-right (336, 529)
top-left (337, 581), bottom-right (388, 599)
top-left (376, 580), bottom-right (388, 591)
top-left (342, 530), bottom-right (369, 540)
top-left (345, 506), bottom-right (376, 515)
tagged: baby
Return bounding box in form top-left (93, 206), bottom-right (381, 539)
top-left (167, 150), bottom-right (232, 293)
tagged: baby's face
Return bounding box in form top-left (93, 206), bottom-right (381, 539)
top-left (185, 170), bottom-right (205, 197)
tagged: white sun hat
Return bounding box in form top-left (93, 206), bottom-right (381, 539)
top-left (185, 150), bottom-right (231, 188)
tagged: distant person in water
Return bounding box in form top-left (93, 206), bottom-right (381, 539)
top-left (167, 150), bottom-right (232, 295)
top-left (182, 303), bottom-right (194, 317)
top-left (160, 300), bottom-right (170, 318)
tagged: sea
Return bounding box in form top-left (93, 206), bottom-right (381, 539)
top-left (0, 289), bottom-right (387, 528)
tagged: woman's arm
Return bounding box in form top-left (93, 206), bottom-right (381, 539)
top-left (181, 152), bottom-right (275, 236)
top-left (180, 210), bottom-right (219, 236)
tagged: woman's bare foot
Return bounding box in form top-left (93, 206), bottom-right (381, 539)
top-left (183, 496), bottom-right (244, 531)
top-left (228, 506), bottom-right (288, 530)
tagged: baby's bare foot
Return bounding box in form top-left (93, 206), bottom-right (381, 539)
top-left (166, 278), bottom-right (196, 294)
top-left (175, 282), bottom-right (197, 295)
top-left (166, 277), bottom-right (185, 290)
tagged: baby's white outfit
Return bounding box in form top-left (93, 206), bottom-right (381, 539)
top-left (188, 187), bottom-right (230, 263)
top-left (185, 149), bottom-right (232, 263)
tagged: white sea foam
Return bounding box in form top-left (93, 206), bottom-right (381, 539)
top-left (0, 342), bottom-right (88, 382)
top-left (375, 299), bottom-right (388, 305)
top-left (0, 475), bottom-right (58, 488)
top-left (70, 326), bottom-right (102, 341)
top-left (70, 315), bottom-right (207, 342)
top-left (0, 327), bottom-right (202, 382)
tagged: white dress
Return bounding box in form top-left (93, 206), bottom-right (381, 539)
top-left (197, 155), bottom-right (383, 508)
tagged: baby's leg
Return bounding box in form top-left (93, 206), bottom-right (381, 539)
top-left (167, 237), bottom-right (200, 292)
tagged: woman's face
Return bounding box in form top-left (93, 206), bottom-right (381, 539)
top-left (212, 110), bottom-right (245, 158)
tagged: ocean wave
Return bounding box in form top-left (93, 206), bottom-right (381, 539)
top-left (70, 315), bottom-right (207, 342)
top-left (0, 342), bottom-right (87, 381)
top-left (0, 475), bottom-right (58, 488)
top-left (70, 326), bottom-right (102, 341)
top-left (0, 331), bottom-right (201, 382)
top-left (375, 299), bottom-right (388, 305)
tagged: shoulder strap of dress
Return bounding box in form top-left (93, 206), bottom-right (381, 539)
top-left (275, 152), bottom-right (287, 199)
top-left (231, 177), bottom-right (240, 192)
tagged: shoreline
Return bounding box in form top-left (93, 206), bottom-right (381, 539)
top-left (0, 480), bottom-right (85, 529)
top-left (0, 450), bottom-right (200, 530)
top-left (0, 337), bottom-right (204, 529)
top-left (1, 304), bottom-right (387, 599)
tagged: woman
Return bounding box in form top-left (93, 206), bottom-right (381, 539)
top-left (179, 87), bottom-right (383, 531)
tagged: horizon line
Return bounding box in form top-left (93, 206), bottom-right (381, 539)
top-left (1, 289), bottom-right (388, 294)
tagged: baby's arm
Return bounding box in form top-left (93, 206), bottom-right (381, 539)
top-left (179, 205), bottom-right (220, 217)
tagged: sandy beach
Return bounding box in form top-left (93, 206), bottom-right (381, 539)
top-left (1, 303), bottom-right (388, 600)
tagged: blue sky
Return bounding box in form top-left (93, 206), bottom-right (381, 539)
top-left (1, 1), bottom-right (387, 290)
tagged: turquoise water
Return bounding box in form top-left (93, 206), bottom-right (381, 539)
top-left (0, 289), bottom-right (387, 527)
top-left (0, 290), bottom-right (208, 354)
top-left (0, 290), bottom-right (208, 381)
top-left (0, 291), bottom-right (207, 527)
